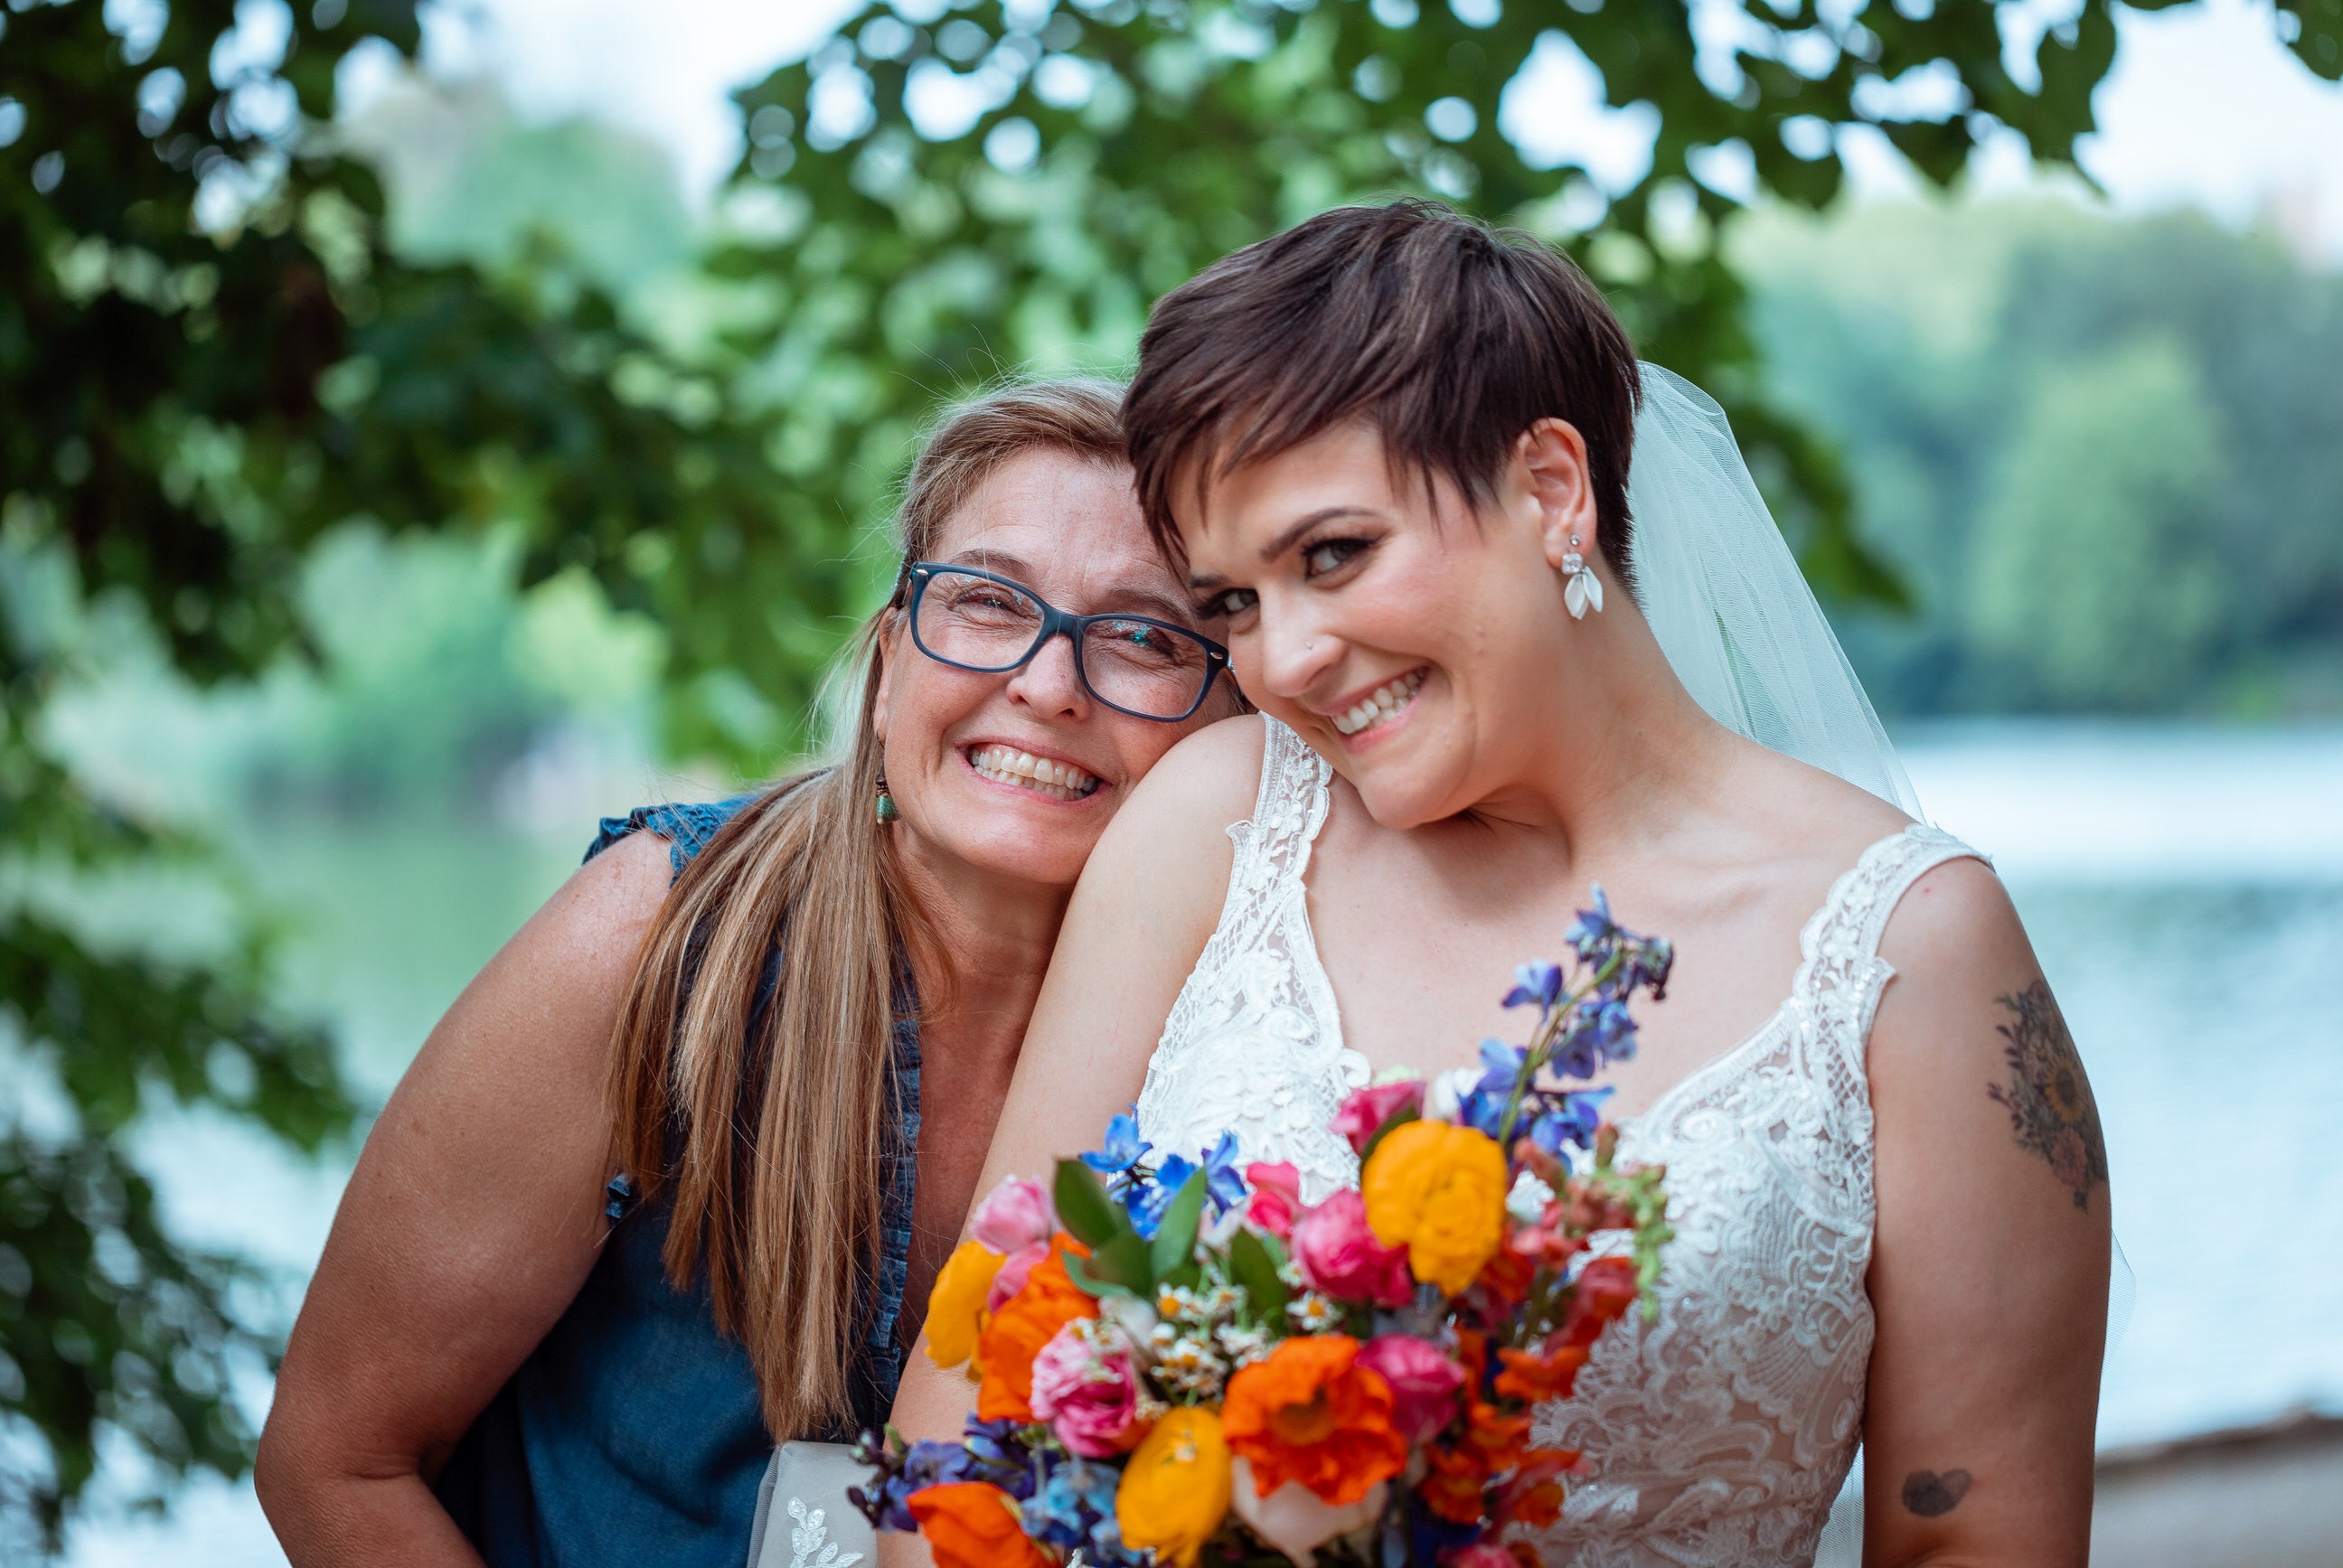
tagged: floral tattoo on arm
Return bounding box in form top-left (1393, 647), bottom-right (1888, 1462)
top-left (1986, 981), bottom-right (2107, 1211)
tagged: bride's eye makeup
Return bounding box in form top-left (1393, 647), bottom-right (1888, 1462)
top-left (1301, 534), bottom-right (1374, 580)
top-left (1195, 586), bottom-right (1257, 621)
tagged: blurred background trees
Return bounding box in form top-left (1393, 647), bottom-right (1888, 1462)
top-left (5, 0), bottom-right (2341, 1554)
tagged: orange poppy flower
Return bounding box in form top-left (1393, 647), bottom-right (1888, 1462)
top-left (973, 1233), bottom-right (1095, 1422)
top-left (1419, 1439), bottom-right (1491, 1525)
top-left (1493, 1448), bottom-right (1582, 1530)
top-left (907, 1481), bottom-right (1050, 1568)
top-left (1475, 1247), bottom-right (1536, 1310)
top-left (1493, 1342), bottom-right (1591, 1404)
top-left (1460, 1401), bottom-right (1533, 1472)
top-left (1222, 1334), bottom-right (1407, 1507)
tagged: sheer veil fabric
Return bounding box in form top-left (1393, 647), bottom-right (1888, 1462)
top-left (1631, 365), bottom-right (2129, 1566)
top-left (1626, 364), bottom-right (1920, 817)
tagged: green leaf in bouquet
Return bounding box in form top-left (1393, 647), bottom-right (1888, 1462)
top-left (1227, 1227), bottom-right (1290, 1325)
top-left (1148, 1169), bottom-right (1211, 1282)
top-left (1064, 1253), bottom-right (1137, 1299)
top-left (1054, 1159), bottom-right (1128, 1249)
top-left (1070, 1230), bottom-right (1154, 1299)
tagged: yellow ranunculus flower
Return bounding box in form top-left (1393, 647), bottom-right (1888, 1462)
top-left (1360, 1118), bottom-right (1509, 1297)
top-left (924, 1239), bottom-right (1004, 1368)
top-left (1115, 1405), bottom-right (1232, 1567)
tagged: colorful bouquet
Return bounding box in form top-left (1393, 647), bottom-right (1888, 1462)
top-left (855, 890), bottom-right (1675, 1567)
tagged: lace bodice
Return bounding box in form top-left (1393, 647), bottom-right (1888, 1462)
top-left (1136, 717), bottom-right (1982, 1567)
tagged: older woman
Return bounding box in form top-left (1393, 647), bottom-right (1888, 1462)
top-left (256, 379), bottom-right (1238, 1566)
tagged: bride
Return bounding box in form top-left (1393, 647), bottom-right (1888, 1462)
top-left (885, 200), bottom-right (2111, 1567)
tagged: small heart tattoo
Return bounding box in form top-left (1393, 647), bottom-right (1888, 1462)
top-left (1901, 1468), bottom-right (1972, 1517)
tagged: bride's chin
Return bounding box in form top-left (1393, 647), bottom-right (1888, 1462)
top-left (1345, 767), bottom-right (1457, 831)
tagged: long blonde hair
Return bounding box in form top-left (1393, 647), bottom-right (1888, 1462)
top-left (607, 378), bottom-right (1127, 1439)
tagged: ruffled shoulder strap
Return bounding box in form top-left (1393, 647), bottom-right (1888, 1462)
top-left (585, 794), bottom-right (756, 880)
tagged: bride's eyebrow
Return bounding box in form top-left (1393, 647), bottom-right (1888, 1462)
top-left (1259, 507), bottom-right (1378, 563)
top-left (1186, 506), bottom-right (1381, 592)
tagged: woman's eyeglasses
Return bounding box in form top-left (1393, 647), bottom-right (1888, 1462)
top-left (899, 562), bottom-right (1230, 723)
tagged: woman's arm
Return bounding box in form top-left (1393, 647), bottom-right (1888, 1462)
top-left (255, 830), bottom-right (674, 1567)
top-left (1862, 859), bottom-right (2112, 1568)
top-left (886, 717), bottom-right (1266, 1456)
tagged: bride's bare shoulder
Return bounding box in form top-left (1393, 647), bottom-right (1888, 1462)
top-left (1725, 737), bottom-right (1915, 881)
top-left (1094, 712), bottom-right (1266, 861)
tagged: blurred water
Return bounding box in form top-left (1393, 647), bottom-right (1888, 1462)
top-left (59, 721), bottom-right (2343, 1562)
top-left (1898, 722), bottom-right (2343, 1448)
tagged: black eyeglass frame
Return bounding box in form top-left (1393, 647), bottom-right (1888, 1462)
top-left (897, 560), bottom-right (1232, 723)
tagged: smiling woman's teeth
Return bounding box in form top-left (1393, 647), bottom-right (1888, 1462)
top-left (1332, 670), bottom-right (1426, 737)
top-left (969, 745), bottom-right (1102, 802)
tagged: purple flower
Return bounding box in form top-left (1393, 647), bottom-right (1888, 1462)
top-left (873, 1434), bottom-right (1025, 1530)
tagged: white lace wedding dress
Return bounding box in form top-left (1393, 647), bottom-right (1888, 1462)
top-left (1135, 717), bottom-right (1983, 1568)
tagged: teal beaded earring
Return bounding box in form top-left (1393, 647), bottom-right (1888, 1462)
top-left (874, 775), bottom-right (899, 823)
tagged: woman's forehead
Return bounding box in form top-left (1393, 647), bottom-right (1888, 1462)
top-left (936, 463), bottom-right (1195, 617)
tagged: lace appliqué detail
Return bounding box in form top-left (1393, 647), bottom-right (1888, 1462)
top-left (1138, 718), bottom-right (1369, 1203)
top-left (786, 1496), bottom-right (863, 1568)
top-left (1140, 726), bottom-right (1980, 1567)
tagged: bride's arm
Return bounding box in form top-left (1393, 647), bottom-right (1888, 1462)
top-left (1862, 859), bottom-right (2112, 1568)
top-left (887, 717), bottom-right (1267, 1451)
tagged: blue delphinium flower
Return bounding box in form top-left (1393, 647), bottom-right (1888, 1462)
top-left (1079, 1112), bottom-right (1153, 1178)
top-left (1019, 1451), bottom-right (1152, 1565)
top-left (1452, 1038), bottom-right (1525, 1140)
top-left (1503, 960), bottom-right (1565, 1011)
top-left (1584, 996), bottom-right (1639, 1065)
top-left (1565, 884), bottom-right (1620, 960)
top-left (1125, 1152), bottom-right (1194, 1238)
top-left (1198, 1131), bottom-right (1249, 1215)
top-left (1530, 1088), bottom-right (1614, 1158)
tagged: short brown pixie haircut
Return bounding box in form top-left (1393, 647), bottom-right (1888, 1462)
top-left (1124, 198), bottom-right (1644, 587)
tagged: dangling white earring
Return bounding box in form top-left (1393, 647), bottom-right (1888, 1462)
top-left (1562, 533), bottom-right (1604, 620)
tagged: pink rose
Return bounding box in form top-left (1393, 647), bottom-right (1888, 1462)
top-left (1029, 1320), bottom-right (1143, 1458)
top-left (1356, 1334), bottom-right (1466, 1445)
top-left (1444, 1545), bottom-right (1527, 1568)
top-left (1245, 1161), bottom-right (1303, 1239)
top-left (985, 1240), bottom-right (1051, 1313)
top-left (1291, 1190), bottom-right (1413, 1307)
top-left (970, 1176), bottom-right (1056, 1254)
top-left (1330, 1079), bottom-right (1425, 1155)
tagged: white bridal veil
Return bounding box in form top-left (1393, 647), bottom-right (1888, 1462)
top-left (1627, 364), bottom-right (1922, 817)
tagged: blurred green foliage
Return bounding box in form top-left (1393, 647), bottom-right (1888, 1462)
top-left (5, 0), bottom-right (2326, 1550)
top-left (1, 0), bottom-right (810, 1547)
top-left (1747, 202), bottom-right (2343, 715)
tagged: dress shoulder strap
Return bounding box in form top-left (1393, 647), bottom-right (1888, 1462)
top-left (1228, 715), bottom-right (1335, 899)
top-left (1794, 822), bottom-right (1989, 1074)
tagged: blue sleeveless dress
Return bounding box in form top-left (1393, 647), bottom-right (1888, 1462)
top-left (433, 798), bottom-right (920, 1568)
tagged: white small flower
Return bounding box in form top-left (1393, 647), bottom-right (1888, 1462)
top-left (1286, 1291), bottom-right (1343, 1333)
top-left (1426, 1066), bottom-right (1481, 1124)
top-left (1507, 1169), bottom-right (1556, 1223)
